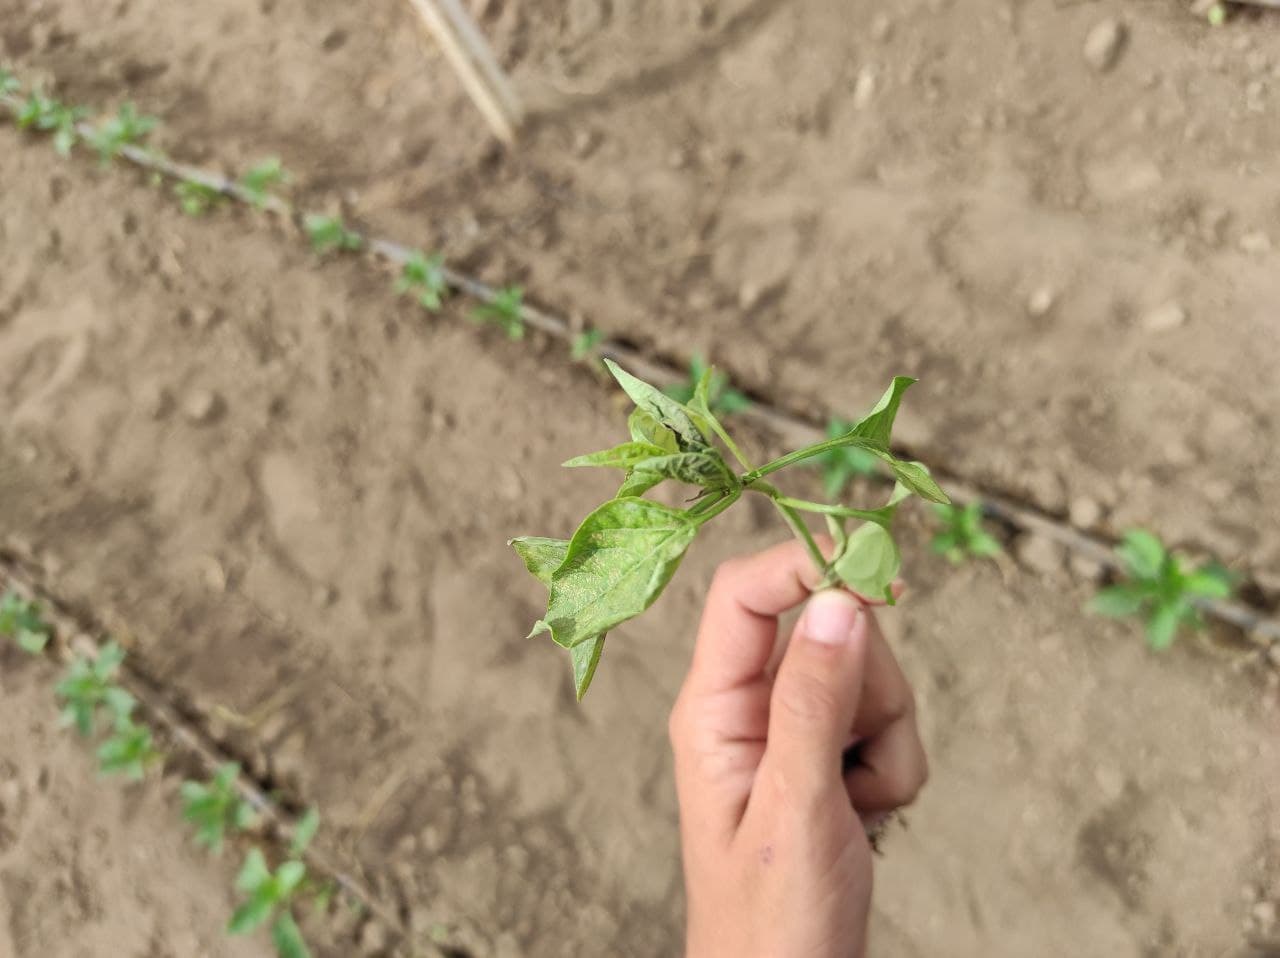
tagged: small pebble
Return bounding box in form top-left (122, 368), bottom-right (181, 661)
top-left (1239, 230), bottom-right (1272, 254)
top-left (1069, 496), bottom-right (1102, 528)
top-left (183, 389), bottom-right (224, 424)
top-left (1016, 534), bottom-right (1068, 579)
top-left (571, 129), bottom-right (599, 158)
top-left (1027, 286), bottom-right (1056, 318)
top-left (1141, 301), bottom-right (1187, 332)
top-left (1084, 19), bottom-right (1127, 73)
top-left (853, 66), bottom-right (877, 109)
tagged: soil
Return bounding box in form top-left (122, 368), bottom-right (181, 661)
top-left (2, 0), bottom-right (1280, 955)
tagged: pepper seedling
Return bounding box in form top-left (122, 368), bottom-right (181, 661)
top-left (396, 250), bottom-right (449, 312)
top-left (182, 762), bottom-right (258, 853)
top-left (240, 158), bottom-right (287, 208)
top-left (471, 286), bottom-right (525, 339)
top-left (1090, 529), bottom-right (1233, 650)
top-left (229, 848), bottom-right (311, 957)
top-left (663, 354), bottom-right (751, 416)
top-left (0, 589), bottom-right (51, 653)
top-left (175, 179), bottom-right (225, 216)
top-left (16, 90), bottom-right (90, 156)
top-left (96, 715), bottom-right (160, 779)
top-left (571, 328), bottom-right (603, 361)
top-left (512, 362), bottom-right (949, 699)
top-left (54, 641), bottom-right (135, 736)
top-left (303, 214), bottom-right (362, 255)
top-left (931, 503), bottom-right (1002, 563)
top-left (85, 102), bottom-right (158, 164)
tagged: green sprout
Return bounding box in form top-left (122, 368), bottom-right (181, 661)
top-left (396, 251), bottom-right (449, 311)
top-left (85, 102), bottom-right (158, 164)
top-left (97, 716), bottom-right (160, 779)
top-left (813, 417), bottom-right (881, 499)
top-left (229, 848), bottom-right (311, 957)
top-left (0, 67), bottom-right (19, 95)
top-left (571, 328), bottom-right (603, 361)
top-left (54, 642), bottom-right (135, 736)
top-left (303, 214), bottom-right (362, 255)
top-left (240, 158), bottom-right (287, 208)
top-left (931, 503), bottom-right (1002, 564)
top-left (1207, 3), bottom-right (1226, 25)
top-left (181, 763), bottom-right (257, 853)
top-left (471, 286), bottom-right (525, 339)
top-left (290, 807), bottom-right (320, 857)
top-left (0, 590), bottom-right (51, 653)
top-left (513, 365), bottom-right (949, 699)
top-left (663, 355), bottom-right (751, 417)
top-left (175, 180), bottom-right (225, 216)
top-left (16, 90), bottom-right (90, 156)
top-left (1090, 529), bottom-right (1234, 650)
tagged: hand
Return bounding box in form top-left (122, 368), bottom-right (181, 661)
top-left (669, 539), bottom-right (928, 958)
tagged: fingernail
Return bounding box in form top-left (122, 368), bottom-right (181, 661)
top-left (801, 590), bottom-right (863, 646)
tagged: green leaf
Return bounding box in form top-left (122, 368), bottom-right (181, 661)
top-left (229, 895), bottom-right (276, 935)
top-left (571, 328), bottom-right (603, 360)
top-left (96, 720), bottom-right (156, 779)
top-left (540, 498), bottom-right (698, 649)
top-left (397, 251), bottom-right (448, 312)
top-left (871, 456), bottom-right (948, 504)
top-left (290, 809), bottom-right (320, 857)
top-left (563, 441), bottom-right (670, 470)
top-left (831, 521), bottom-right (900, 603)
top-left (627, 409), bottom-right (680, 454)
top-left (630, 451), bottom-right (735, 490)
top-left (616, 469), bottom-right (663, 499)
top-left (1145, 602), bottom-right (1182, 650)
top-left (303, 215), bottom-right (362, 254)
top-left (1184, 567), bottom-right (1233, 600)
top-left (570, 636), bottom-right (606, 701)
top-left (16, 629), bottom-right (48, 653)
top-left (276, 860), bottom-right (308, 896)
top-left (844, 377), bottom-right (916, 447)
top-left (1117, 530), bottom-right (1166, 581)
top-left (511, 537), bottom-right (570, 585)
top-left (241, 158), bottom-right (287, 208)
top-left (604, 359), bottom-right (709, 451)
top-left (236, 848), bottom-right (272, 893)
top-left (271, 912), bottom-right (312, 958)
top-left (1090, 584), bottom-right (1147, 618)
top-left (470, 286), bottom-right (524, 339)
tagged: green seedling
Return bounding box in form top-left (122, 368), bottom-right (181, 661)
top-left (16, 90), bottom-right (89, 156)
top-left (240, 158), bottom-right (287, 208)
top-left (55, 642), bottom-right (135, 736)
top-left (181, 763), bottom-right (257, 853)
top-left (471, 286), bottom-right (525, 339)
top-left (931, 503), bottom-right (1001, 563)
top-left (571, 328), bottom-right (603, 361)
top-left (304, 214), bottom-right (362, 254)
top-left (1207, 2), bottom-right (1226, 25)
top-left (97, 715), bottom-right (159, 779)
top-left (85, 102), bottom-right (158, 164)
top-left (0, 590), bottom-right (51, 653)
top-left (663, 354), bottom-right (751, 416)
top-left (814, 416), bottom-right (881, 499)
top-left (229, 848), bottom-right (311, 957)
top-left (175, 179), bottom-right (225, 216)
top-left (396, 251), bottom-right (449, 312)
top-left (512, 362), bottom-right (949, 699)
top-left (1091, 529), bottom-right (1233, 650)
top-left (290, 807), bottom-right (320, 857)
top-left (0, 67), bottom-right (19, 95)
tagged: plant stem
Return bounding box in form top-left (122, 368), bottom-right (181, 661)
top-left (741, 436), bottom-right (879, 485)
top-left (771, 500), bottom-right (828, 571)
top-left (706, 417), bottom-right (752, 471)
top-left (686, 489), bottom-right (739, 524)
top-left (767, 495), bottom-right (891, 525)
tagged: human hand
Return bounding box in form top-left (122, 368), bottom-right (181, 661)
top-left (669, 539), bottom-right (928, 958)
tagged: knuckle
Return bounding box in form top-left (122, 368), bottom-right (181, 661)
top-left (773, 671), bottom-right (839, 728)
top-left (709, 558), bottom-right (745, 593)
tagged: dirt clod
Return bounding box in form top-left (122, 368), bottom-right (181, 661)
top-left (1085, 19), bottom-right (1127, 72)
top-left (182, 389), bottom-right (223, 424)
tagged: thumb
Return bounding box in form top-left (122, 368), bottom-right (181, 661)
top-left (762, 589), bottom-right (868, 797)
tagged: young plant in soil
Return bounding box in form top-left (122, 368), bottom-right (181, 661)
top-left (512, 361), bottom-right (949, 699)
top-left (86, 102), bottom-right (158, 164)
top-left (397, 250), bottom-right (449, 312)
top-left (55, 641), bottom-right (135, 735)
top-left (471, 285), bottom-right (525, 339)
top-left (570, 328), bottom-right (603, 361)
top-left (1090, 529), bottom-right (1233, 650)
top-left (663, 354), bottom-right (751, 416)
top-left (0, 589), bottom-right (51, 653)
top-left (96, 715), bottom-right (160, 779)
top-left (931, 502), bottom-right (1002, 564)
top-left (304, 214), bottom-right (362, 255)
top-left (182, 762), bottom-right (258, 853)
top-left (175, 179), bottom-right (225, 216)
top-left (240, 158), bottom-right (288, 208)
top-left (229, 848), bottom-right (311, 955)
top-left (15, 90), bottom-right (90, 156)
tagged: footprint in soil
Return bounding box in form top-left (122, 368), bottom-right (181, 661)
top-left (1076, 787), bottom-right (1154, 910)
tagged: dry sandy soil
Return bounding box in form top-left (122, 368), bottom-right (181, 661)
top-left (2, 0), bottom-right (1280, 955)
